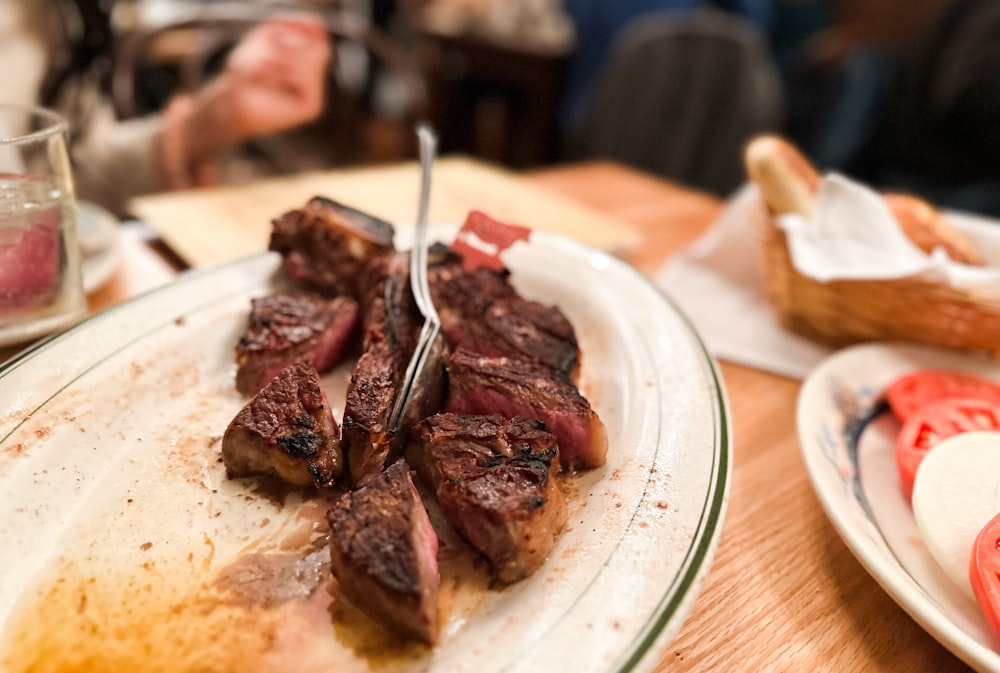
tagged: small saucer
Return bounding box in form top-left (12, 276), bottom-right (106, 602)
top-left (77, 201), bottom-right (123, 294)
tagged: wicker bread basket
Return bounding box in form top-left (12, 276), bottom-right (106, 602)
top-left (754, 202), bottom-right (1000, 357)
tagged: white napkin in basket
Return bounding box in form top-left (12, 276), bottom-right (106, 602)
top-left (656, 174), bottom-right (1000, 380)
top-left (780, 174), bottom-right (1000, 286)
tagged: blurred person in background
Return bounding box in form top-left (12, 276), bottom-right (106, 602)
top-left (767, 0), bottom-right (829, 74)
top-left (784, 0), bottom-right (1000, 216)
top-left (558, 0), bottom-right (775, 150)
top-left (0, 0), bottom-right (331, 216)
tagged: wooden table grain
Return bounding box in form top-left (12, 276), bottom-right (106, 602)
top-left (10, 159), bottom-right (975, 672)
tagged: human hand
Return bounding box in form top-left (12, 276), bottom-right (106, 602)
top-left (162, 15), bottom-right (333, 188)
top-left (218, 16), bottom-right (333, 139)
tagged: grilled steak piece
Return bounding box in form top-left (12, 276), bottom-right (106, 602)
top-left (222, 361), bottom-right (343, 487)
top-left (269, 196), bottom-right (395, 297)
top-left (473, 297), bottom-right (578, 380)
top-left (342, 342), bottom-right (408, 487)
top-left (235, 291), bottom-right (360, 396)
top-left (428, 246), bottom-right (579, 380)
top-left (327, 459), bottom-right (440, 645)
top-left (444, 348), bottom-right (608, 471)
top-left (427, 244), bottom-right (518, 329)
top-left (407, 413), bottom-right (567, 584)
top-left (342, 252), bottom-right (444, 486)
top-left (357, 251), bottom-right (422, 354)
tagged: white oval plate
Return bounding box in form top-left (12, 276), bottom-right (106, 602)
top-left (0, 230), bottom-right (731, 673)
top-left (798, 342), bottom-right (1000, 673)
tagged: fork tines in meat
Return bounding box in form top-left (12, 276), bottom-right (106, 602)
top-left (222, 360), bottom-right (344, 488)
top-left (444, 348), bottom-right (608, 471)
top-left (327, 459), bottom-right (440, 645)
top-left (269, 196), bottom-right (395, 297)
top-left (235, 291), bottom-right (360, 396)
top-left (428, 246), bottom-right (579, 381)
top-left (357, 251), bottom-right (422, 355)
top-left (342, 252), bottom-right (444, 487)
top-left (407, 413), bottom-right (567, 584)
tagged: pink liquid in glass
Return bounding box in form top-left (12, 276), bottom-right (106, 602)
top-left (0, 173), bottom-right (78, 317)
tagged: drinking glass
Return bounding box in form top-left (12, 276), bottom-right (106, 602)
top-left (0, 104), bottom-right (85, 345)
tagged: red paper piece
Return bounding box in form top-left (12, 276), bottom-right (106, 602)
top-left (452, 210), bottom-right (532, 272)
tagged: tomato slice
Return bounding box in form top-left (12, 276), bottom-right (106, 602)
top-left (896, 397), bottom-right (1000, 501)
top-left (971, 511), bottom-right (1000, 640)
top-left (886, 369), bottom-right (1000, 422)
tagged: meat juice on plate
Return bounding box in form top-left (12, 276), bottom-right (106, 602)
top-left (0, 173), bottom-right (84, 336)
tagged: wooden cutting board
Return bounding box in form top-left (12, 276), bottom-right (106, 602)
top-left (128, 157), bottom-right (642, 267)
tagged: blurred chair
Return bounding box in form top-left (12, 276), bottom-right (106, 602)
top-left (111, 5), bottom-right (429, 169)
top-left (570, 8), bottom-right (784, 197)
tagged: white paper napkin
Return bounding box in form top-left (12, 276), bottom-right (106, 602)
top-left (656, 175), bottom-right (1000, 380)
top-left (779, 175), bottom-right (1000, 287)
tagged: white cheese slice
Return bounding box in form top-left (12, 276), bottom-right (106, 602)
top-left (911, 431), bottom-right (1000, 600)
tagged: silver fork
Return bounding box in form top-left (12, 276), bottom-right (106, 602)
top-left (387, 124), bottom-right (444, 434)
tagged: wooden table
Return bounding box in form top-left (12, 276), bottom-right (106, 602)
top-left (19, 160), bottom-right (975, 672)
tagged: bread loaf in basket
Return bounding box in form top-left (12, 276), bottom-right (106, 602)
top-left (744, 135), bottom-right (1000, 357)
